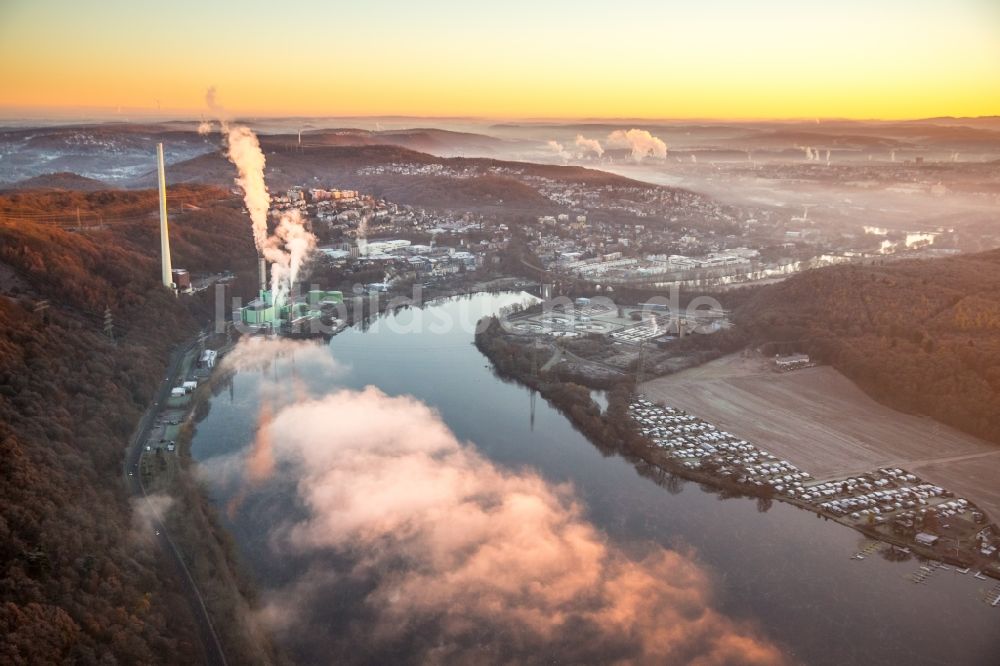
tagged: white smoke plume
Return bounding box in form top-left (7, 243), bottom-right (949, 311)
top-left (545, 139), bottom-right (571, 162)
top-left (204, 87), bottom-right (317, 303)
top-left (200, 341), bottom-right (790, 664)
top-left (355, 212), bottom-right (373, 257)
top-left (574, 134), bottom-right (604, 158)
top-left (225, 125), bottom-right (271, 251)
top-left (204, 87), bottom-right (271, 251)
top-left (206, 85), bottom-right (221, 114)
top-left (797, 146), bottom-right (823, 161)
top-left (606, 129), bottom-right (667, 162)
top-left (197, 120), bottom-right (214, 135)
top-left (263, 209), bottom-right (317, 308)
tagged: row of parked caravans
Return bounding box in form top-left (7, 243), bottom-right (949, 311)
top-left (630, 396), bottom-right (1000, 563)
top-left (631, 399), bottom-right (973, 517)
top-left (629, 398), bottom-right (811, 481)
top-left (630, 399), bottom-right (950, 512)
top-left (813, 483), bottom-right (953, 518)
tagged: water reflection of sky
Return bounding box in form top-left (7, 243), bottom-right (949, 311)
top-left (193, 292), bottom-right (1000, 666)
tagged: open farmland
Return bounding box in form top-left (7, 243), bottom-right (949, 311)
top-left (641, 353), bottom-right (1000, 520)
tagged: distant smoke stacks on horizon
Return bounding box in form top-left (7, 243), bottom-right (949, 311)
top-left (574, 134), bottom-right (604, 158)
top-left (606, 129), bottom-right (667, 162)
top-left (545, 140), bottom-right (570, 162)
top-left (568, 129), bottom-right (668, 162)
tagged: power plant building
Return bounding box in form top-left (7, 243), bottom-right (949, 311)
top-left (172, 269), bottom-right (192, 292)
top-left (238, 259), bottom-right (343, 333)
top-left (241, 292), bottom-right (277, 326)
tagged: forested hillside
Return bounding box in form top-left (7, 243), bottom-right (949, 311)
top-left (736, 249), bottom-right (1000, 445)
top-left (0, 191), bottom-right (255, 664)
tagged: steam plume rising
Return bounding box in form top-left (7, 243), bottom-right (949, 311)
top-left (224, 125), bottom-right (271, 251)
top-left (606, 129), bottom-right (667, 162)
top-left (204, 86), bottom-right (271, 251)
top-left (203, 340), bottom-right (789, 665)
top-left (263, 209), bottom-right (317, 306)
top-left (546, 139), bottom-right (570, 162)
top-left (204, 88), bottom-right (317, 304)
top-left (797, 145), bottom-right (821, 161)
top-left (574, 134), bottom-right (604, 158)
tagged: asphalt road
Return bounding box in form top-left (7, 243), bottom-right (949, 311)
top-left (123, 339), bottom-right (228, 666)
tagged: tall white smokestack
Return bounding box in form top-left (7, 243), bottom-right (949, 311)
top-left (259, 255), bottom-right (267, 292)
top-left (156, 143), bottom-right (174, 291)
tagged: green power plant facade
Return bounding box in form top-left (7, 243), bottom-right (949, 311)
top-left (241, 290), bottom-right (277, 326)
top-left (239, 259), bottom-right (343, 333)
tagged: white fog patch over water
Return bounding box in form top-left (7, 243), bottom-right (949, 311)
top-left (201, 338), bottom-right (787, 665)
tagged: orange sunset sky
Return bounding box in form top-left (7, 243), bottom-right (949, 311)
top-left (1, 0), bottom-right (998, 120)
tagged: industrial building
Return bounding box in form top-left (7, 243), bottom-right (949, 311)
top-left (156, 144), bottom-right (343, 334)
top-left (238, 257), bottom-right (343, 334)
top-left (171, 269), bottom-right (192, 293)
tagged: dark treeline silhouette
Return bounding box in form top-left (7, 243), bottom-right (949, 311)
top-left (0, 193), bottom-right (258, 664)
top-left (735, 249), bottom-right (1000, 445)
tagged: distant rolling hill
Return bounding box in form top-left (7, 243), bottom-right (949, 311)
top-left (0, 122), bottom-right (710, 222)
top-left (1, 171), bottom-right (110, 192)
top-left (260, 127), bottom-right (520, 157)
top-left (0, 123), bottom-right (216, 185)
top-left (0, 123), bottom-right (520, 186)
top-left (125, 143), bottom-right (665, 216)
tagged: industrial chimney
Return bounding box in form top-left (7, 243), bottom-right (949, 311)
top-left (259, 255), bottom-right (267, 293)
top-left (156, 143), bottom-right (175, 292)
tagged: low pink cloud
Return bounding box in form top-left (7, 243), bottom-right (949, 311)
top-left (237, 384), bottom-right (789, 664)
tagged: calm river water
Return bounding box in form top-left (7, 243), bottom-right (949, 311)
top-left (192, 292), bottom-right (999, 665)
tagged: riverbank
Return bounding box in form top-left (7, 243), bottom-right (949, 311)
top-left (340, 275), bottom-right (540, 326)
top-left (137, 338), bottom-right (282, 666)
top-left (188, 291), bottom-right (1000, 665)
top-left (475, 315), bottom-right (1000, 582)
top-left (641, 353), bottom-right (1000, 520)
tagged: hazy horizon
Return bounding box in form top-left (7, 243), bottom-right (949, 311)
top-left (1, 108), bottom-right (998, 129)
